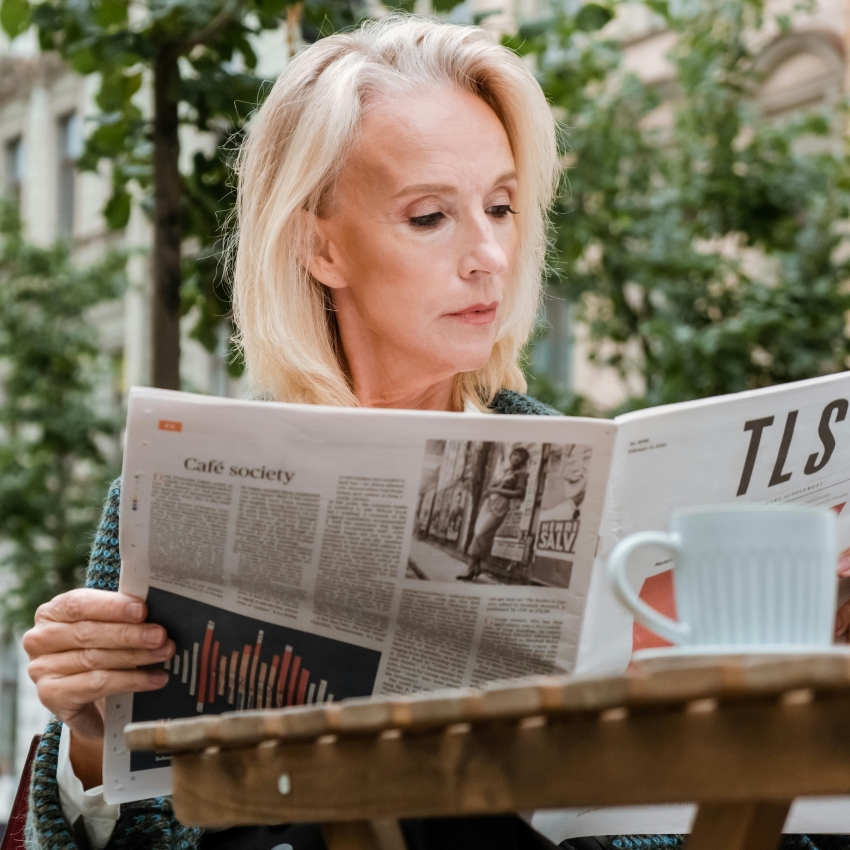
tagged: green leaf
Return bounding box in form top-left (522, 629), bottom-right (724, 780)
top-left (69, 45), bottom-right (99, 75)
top-left (90, 116), bottom-right (132, 154)
top-left (93, 0), bottom-right (128, 28)
top-left (514, 18), bottom-right (550, 39)
top-left (103, 190), bottom-right (132, 230)
top-left (432, 0), bottom-right (465, 11)
top-left (643, 0), bottom-right (669, 20)
top-left (0, 0), bottom-right (30, 38)
top-left (96, 71), bottom-right (142, 113)
top-left (575, 3), bottom-right (612, 32)
top-left (255, 0), bottom-right (290, 16)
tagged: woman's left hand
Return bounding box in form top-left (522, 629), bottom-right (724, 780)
top-left (835, 548), bottom-right (850, 640)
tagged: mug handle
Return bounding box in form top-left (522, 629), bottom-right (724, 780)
top-left (607, 531), bottom-right (690, 645)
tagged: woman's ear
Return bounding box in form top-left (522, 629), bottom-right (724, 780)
top-left (303, 211), bottom-right (347, 290)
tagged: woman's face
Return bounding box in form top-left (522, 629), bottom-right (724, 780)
top-left (510, 449), bottom-right (528, 469)
top-left (307, 86), bottom-right (520, 404)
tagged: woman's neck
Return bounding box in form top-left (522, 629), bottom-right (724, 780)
top-left (337, 318), bottom-right (461, 411)
top-left (355, 374), bottom-right (458, 411)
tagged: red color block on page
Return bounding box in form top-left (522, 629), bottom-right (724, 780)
top-left (632, 569), bottom-right (677, 652)
top-left (296, 668), bottom-right (309, 705)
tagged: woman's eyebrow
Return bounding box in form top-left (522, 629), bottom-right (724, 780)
top-left (492, 170), bottom-right (518, 186)
top-left (393, 182), bottom-right (456, 198)
top-left (393, 171), bottom-right (517, 199)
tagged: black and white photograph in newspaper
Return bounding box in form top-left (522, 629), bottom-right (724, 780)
top-left (408, 439), bottom-right (591, 586)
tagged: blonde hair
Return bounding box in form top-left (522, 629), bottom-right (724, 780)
top-left (231, 14), bottom-right (559, 409)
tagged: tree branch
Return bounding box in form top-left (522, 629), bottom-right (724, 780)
top-left (179, 2), bottom-right (237, 54)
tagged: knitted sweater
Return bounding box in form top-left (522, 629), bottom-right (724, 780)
top-left (24, 390), bottom-right (845, 850)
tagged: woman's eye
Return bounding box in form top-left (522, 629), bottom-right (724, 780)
top-left (409, 212), bottom-right (444, 228)
top-left (489, 205), bottom-right (519, 219)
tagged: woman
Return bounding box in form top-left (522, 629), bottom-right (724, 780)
top-left (19, 14), bottom-right (850, 850)
top-left (459, 446), bottom-right (530, 581)
top-left (22, 15), bottom-right (563, 850)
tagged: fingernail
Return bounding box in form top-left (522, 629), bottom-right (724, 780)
top-left (153, 641), bottom-right (174, 658)
top-left (143, 626), bottom-right (164, 646)
top-left (150, 671), bottom-right (169, 686)
top-left (126, 602), bottom-right (144, 620)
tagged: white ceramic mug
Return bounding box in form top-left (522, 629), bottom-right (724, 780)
top-left (607, 505), bottom-right (837, 647)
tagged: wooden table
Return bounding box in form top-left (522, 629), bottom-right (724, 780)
top-left (125, 653), bottom-right (850, 850)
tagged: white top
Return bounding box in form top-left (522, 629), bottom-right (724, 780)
top-left (57, 724), bottom-right (120, 850)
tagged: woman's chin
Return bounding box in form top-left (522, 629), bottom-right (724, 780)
top-left (430, 331), bottom-right (498, 373)
top-left (401, 328), bottom-right (496, 380)
top-left (433, 349), bottom-right (494, 378)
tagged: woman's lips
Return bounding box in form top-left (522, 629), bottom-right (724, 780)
top-left (446, 302), bottom-right (499, 325)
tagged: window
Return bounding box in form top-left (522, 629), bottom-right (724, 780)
top-left (758, 35), bottom-right (844, 119)
top-left (4, 136), bottom-right (23, 206)
top-left (57, 112), bottom-right (81, 238)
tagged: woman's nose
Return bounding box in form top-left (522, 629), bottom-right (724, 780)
top-left (458, 215), bottom-right (509, 280)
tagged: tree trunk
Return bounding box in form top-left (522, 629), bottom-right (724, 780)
top-left (151, 51), bottom-right (182, 390)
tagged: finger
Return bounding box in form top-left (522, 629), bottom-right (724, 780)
top-left (25, 620), bottom-right (168, 656)
top-left (37, 668), bottom-right (170, 718)
top-left (35, 589), bottom-right (147, 626)
top-left (835, 600), bottom-right (850, 637)
top-left (838, 550), bottom-right (850, 578)
top-left (28, 642), bottom-right (176, 680)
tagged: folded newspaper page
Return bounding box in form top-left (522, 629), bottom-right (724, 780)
top-left (544, 368), bottom-right (850, 841)
top-left (104, 388), bottom-right (616, 803)
top-left (577, 368), bottom-right (850, 677)
top-left (106, 373), bottom-right (850, 833)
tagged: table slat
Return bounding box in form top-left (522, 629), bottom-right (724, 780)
top-left (168, 692), bottom-right (850, 826)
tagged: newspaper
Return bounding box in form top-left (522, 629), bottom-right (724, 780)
top-left (104, 374), bottom-right (850, 832)
top-left (103, 388), bottom-right (617, 803)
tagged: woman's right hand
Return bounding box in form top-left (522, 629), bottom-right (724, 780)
top-left (22, 588), bottom-right (175, 788)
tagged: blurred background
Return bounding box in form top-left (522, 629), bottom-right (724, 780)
top-left (1, 0), bottom-right (849, 830)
